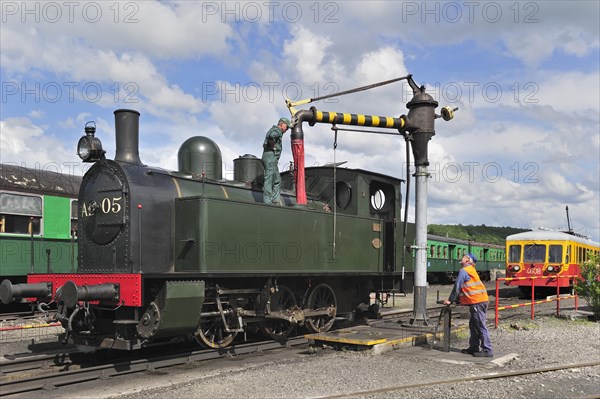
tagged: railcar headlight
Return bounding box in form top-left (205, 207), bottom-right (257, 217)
top-left (512, 265), bottom-right (521, 272)
top-left (77, 121), bottom-right (105, 162)
top-left (547, 265), bottom-right (554, 272)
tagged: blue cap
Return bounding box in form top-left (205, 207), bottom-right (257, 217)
top-left (467, 253), bottom-right (477, 263)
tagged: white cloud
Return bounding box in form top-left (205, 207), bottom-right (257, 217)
top-left (1, 4), bottom-right (216, 118)
top-left (0, 117), bottom-right (79, 171)
top-left (334, 1), bottom-right (599, 68)
top-left (283, 25), bottom-right (340, 84)
top-left (0, 2), bottom-right (234, 63)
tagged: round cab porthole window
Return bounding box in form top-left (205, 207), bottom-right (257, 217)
top-left (370, 189), bottom-right (385, 211)
top-left (336, 181), bottom-right (352, 209)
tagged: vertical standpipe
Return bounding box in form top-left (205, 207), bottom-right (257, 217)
top-left (406, 89), bottom-right (438, 326)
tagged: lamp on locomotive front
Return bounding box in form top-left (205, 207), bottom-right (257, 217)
top-left (77, 121), bottom-right (105, 162)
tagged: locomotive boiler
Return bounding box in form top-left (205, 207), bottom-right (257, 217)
top-left (1, 109), bottom-right (414, 350)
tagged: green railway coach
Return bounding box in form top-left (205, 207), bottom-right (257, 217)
top-left (0, 164), bottom-right (81, 285)
top-left (426, 234), bottom-right (505, 283)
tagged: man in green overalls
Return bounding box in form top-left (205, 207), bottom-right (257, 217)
top-left (262, 117), bottom-right (290, 204)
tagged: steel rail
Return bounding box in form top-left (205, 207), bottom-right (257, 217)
top-left (316, 361), bottom-right (600, 399)
top-left (0, 351), bottom-right (74, 375)
top-left (0, 310), bottom-right (57, 323)
top-left (0, 337), bottom-right (306, 397)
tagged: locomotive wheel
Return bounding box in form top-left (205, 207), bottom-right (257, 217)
top-left (195, 316), bottom-right (238, 349)
top-left (259, 285), bottom-right (297, 340)
top-left (305, 283), bottom-right (337, 333)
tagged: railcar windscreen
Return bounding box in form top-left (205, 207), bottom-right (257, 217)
top-left (524, 244), bottom-right (546, 263)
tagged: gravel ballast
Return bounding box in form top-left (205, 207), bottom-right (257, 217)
top-left (49, 313), bottom-right (599, 399)
top-left (3, 286), bottom-right (598, 399)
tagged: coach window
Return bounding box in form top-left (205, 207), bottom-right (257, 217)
top-left (70, 199), bottom-right (78, 237)
top-left (0, 192), bottom-right (42, 235)
top-left (548, 245), bottom-right (562, 263)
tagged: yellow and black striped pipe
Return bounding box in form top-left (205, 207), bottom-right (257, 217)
top-left (314, 110), bottom-right (405, 130)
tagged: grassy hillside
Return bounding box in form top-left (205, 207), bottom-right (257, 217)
top-left (428, 224), bottom-right (531, 245)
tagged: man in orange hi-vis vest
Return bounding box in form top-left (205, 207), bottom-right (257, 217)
top-left (444, 253), bottom-right (494, 357)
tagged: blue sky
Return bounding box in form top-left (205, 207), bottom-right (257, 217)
top-left (1, 1), bottom-right (599, 241)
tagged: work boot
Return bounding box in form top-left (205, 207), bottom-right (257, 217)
top-left (460, 348), bottom-right (478, 354)
top-left (473, 351), bottom-right (493, 357)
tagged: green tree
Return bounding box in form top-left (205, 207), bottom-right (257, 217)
top-left (574, 251), bottom-right (600, 319)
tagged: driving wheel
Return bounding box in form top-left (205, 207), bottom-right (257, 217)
top-left (305, 283), bottom-right (337, 333)
top-left (260, 284), bottom-right (297, 340)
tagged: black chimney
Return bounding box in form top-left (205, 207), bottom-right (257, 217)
top-left (114, 109), bottom-right (142, 165)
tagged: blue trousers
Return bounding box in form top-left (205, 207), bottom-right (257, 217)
top-left (468, 302), bottom-right (493, 355)
top-left (262, 151), bottom-right (281, 204)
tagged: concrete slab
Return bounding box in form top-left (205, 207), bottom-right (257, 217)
top-left (399, 345), bottom-right (519, 367)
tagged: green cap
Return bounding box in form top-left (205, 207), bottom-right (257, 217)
top-left (278, 117), bottom-right (291, 127)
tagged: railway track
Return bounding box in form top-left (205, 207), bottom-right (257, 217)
top-left (0, 286), bottom-right (584, 397)
top-left (1, 309), bottom-right (56, 323)
top-left (0, 337), bottom-right (307, 397)
top-left (0, 312), bottom-right (36, 323)
top-left (316, 361), bottom-right (600, 399)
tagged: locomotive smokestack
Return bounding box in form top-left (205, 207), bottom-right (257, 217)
top-left (114, 109), bottom-right (142, 165)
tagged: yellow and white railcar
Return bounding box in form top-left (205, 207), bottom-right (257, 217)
top-left (505, 230), bottom-right (600, 294)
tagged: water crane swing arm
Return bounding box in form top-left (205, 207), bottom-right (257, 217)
top-left (285, 75), bottom-right (413, 118)
top-left (285, 74), bottom-right (458, 208)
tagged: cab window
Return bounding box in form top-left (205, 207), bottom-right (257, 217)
top-left (508, 244), bottom-right (521, 262)
top-left (548, 245), bottom-right (563, 263)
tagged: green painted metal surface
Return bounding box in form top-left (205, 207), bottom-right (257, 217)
top-left (43, 196), bottom-right (72, 239)
top-left (148, 280), bottom-right (205, 339)
top-left (0, 238), bottom-right (77, 276)
top-left (176, 198), bottom-right (381, 273)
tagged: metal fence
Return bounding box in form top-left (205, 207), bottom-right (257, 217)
top-left (494, 275), bottom-right (579, 328)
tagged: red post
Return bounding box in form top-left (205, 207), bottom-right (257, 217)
top-left (495, 279), bottom-right (500, 328)
top-left (531, 277), bottom-right (535, 320)
top-left (556, 277), bottom-right (560, 316)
